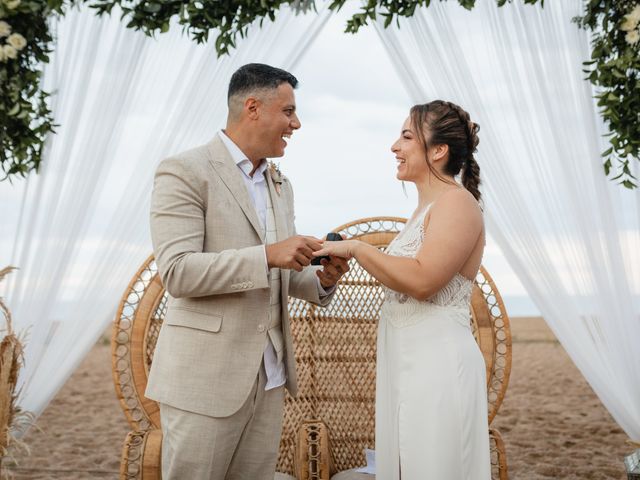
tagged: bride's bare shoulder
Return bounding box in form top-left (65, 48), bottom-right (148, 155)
top-left (431, 188), bottom-right (482, 217)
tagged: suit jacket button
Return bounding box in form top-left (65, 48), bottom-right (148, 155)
top-left (257, 324), bottom-right (265, 333)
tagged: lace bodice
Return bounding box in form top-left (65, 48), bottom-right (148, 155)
top-left (383, 204), bottom-right (473, 309)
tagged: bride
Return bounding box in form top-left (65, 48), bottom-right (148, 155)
top-left (313, 100), bottom-right (490, 479)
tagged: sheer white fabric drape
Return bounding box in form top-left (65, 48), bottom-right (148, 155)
top-left (375, 0), bottom-right (640, 441)
top-left (4, 3), bottom-right (331, 420)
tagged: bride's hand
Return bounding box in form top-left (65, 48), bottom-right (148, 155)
top-left (313, 239), bottom-right (361, 260)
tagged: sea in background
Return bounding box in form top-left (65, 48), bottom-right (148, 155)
top-left (502, 295), bottom-right (540, 317)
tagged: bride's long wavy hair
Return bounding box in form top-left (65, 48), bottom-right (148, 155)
top-left (410, 100), bottom-right (482, 203)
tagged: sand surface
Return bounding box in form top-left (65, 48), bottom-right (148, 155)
top-left (3, 317), bottom-right (633, 479)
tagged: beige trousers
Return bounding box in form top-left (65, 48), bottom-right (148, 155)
top-left (160, 362), bottom-right (286, 480)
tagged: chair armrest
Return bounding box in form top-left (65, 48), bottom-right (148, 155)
top-left (295, 420), bottom-right (334, 480)
top-left (489, 427), bottom-right (508, 480)
top-left (120, 429), bottom-right (162, 480)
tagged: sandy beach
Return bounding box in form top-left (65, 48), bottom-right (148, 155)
top-left (3, 317), bottom-right (632, 479)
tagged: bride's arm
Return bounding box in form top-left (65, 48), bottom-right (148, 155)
top-left (315, 190), bottom-right (483, 301)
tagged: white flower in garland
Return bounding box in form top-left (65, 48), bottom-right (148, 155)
top-left (621, 5), bottom-right (640, 31)
top-left (627, 29), bottom-right (640, 46)
top-left (3, 44), bottom-right (17, 59)
top-left (0, 21), bottom-right (11, 38)
top-left (0, 45), bottom-right (6, 62)
top-left (7, 32), bottom-right (25, 50)
top-left (5, 0), bottom-right (21, 10)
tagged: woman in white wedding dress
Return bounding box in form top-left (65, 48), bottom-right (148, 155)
top-left (314, 100), bottom-right (490, 480)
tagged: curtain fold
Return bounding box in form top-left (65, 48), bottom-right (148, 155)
top-left (375, 0), bottom-right (640, 441)
top-left (5, 3), bottom-right (331, 421)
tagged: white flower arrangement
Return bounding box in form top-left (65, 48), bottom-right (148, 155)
top-left (621, 4), bottom-right (640, 46)
top-left (0, 30), bottom-right (24, 62)
top-left (5, 0), bottom-right (21, 10)
top-left (6, 32), bottom-right (25, 50)
top-left (0, 21), bottom-right (11, 38)
top-left (3, 44), bottom-right (17, 59)
top-left (0, 0), bottom-right (60, 182)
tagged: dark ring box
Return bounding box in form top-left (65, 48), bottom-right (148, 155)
top-left (311, 232), bottom-right (343, 265)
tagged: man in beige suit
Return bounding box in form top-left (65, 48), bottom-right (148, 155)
top-left (146, 64), bottom-right (348, 479)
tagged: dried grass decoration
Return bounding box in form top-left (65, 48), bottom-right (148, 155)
top-left (0, 266), bottom-right (34, 476)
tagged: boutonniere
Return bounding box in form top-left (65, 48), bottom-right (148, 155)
top-left (268, 161), bottom-right (283, 196)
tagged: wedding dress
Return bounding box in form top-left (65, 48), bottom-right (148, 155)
top-left (375, 203), bottom-right (491, 479)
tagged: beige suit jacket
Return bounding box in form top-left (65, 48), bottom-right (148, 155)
top-left (145, 135), bottom-right (331, 418)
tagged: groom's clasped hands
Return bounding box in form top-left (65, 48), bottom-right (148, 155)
top-left (265, 234), bottom-right (351, 287)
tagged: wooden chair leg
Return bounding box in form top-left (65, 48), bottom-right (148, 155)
top-left (120, 429), bottom-right (162, 480)
top-left (295, 420), bottom-right (333, 480)
top-left (489, 427), bottom-right (509, 480)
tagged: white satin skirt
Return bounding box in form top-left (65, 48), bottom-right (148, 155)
top-left (375, 302), bottom-right (491, 480)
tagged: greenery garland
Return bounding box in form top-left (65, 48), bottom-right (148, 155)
top-left (0, 0), bottom-right (64, 182)
top-left (1, 0), bottom-right (638, 188)
top-left (577, 1), bottom-right (640, 188)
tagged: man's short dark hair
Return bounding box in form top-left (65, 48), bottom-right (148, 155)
top-left (228, 63), bottom-right (298, 101)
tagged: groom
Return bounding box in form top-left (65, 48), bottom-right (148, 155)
top-left (146, 63), bottom-right (348, 479)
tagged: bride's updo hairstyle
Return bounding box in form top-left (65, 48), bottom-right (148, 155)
top-left (410, 100), bottom-right (481, 203)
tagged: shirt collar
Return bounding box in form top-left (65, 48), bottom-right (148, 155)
top-left (218, 130), bottom-right (268, 179)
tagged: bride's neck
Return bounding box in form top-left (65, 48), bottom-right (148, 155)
top-left (415, 174), bottom-right (459, 209)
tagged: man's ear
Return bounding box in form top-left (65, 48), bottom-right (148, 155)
top-left (245, 97), bottom-right (260, 120)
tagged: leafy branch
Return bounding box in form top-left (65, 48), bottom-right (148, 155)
top-left (87, 0), bottom-right (317, 55)
top-left (0, 0), bottom-right (65, 182)
top-left (3, 0), bottom-right (638, 190)
top-left (326, 0), bottom-right (543, 33)
top-left (576, 2), bottom-right (640, 189)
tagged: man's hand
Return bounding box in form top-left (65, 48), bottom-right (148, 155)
top-left (316, 255), bottom-right (350, 289)
top-left (266, 235), bottom-right (323, 272)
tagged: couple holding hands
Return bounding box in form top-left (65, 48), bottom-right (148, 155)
top-left (147, 63), bottom-right (489, 480)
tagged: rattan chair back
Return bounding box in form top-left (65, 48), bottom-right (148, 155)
top-left (112, 216), bottom-right (512, 475)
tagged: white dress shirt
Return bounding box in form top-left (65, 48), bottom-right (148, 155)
top-left (218, 130), bottom-right (332, 390)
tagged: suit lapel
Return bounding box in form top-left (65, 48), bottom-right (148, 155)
top-left (264, 165), bottom-right (291, 308)
top-left (207, 137), bottom-right (264, 242)
top-left (265, 168), bottom-right (286, 242)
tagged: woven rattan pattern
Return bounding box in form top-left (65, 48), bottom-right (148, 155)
top-left (112, 256), bottom-right (159, 432)
top-left (120, 431), bottom-right (145, 479)
top-left (112, 217), bottom-right (512, 477)
top-left (276, 217), bottom-right (512, 474)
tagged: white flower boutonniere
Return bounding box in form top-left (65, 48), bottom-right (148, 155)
top-left (268, 161), bottom-right (283, 196)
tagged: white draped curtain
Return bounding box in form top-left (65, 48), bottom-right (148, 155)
top-left (375, 0), bottom-right (640, 441)
top-left (3, 0), bottom-right (639, 445)
top-left (4, 2), bottom-right (331, 420)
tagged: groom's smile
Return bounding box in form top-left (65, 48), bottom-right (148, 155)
top-left (256, 82), bottom-right (301, 158)
top-left (281, 131), bottom-right (293, 148)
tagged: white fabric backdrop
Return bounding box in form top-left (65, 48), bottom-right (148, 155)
top-left (4, 3), bottom-right (331, 420)
top-left (375, 0), bottom-right (640, 441)
top-left (3, 0), bottom-right (639, 445)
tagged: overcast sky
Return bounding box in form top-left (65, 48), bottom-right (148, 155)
top-left (0, 3), bottom-right (538, 315)
top-left (280, 4), bottom-right (536, 313)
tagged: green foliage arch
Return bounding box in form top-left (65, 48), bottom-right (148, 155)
top-left (1, 0), bottom-right (638, 188)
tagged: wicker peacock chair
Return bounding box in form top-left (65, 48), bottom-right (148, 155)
top-left (112, 216), bottom-right (512, 479)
